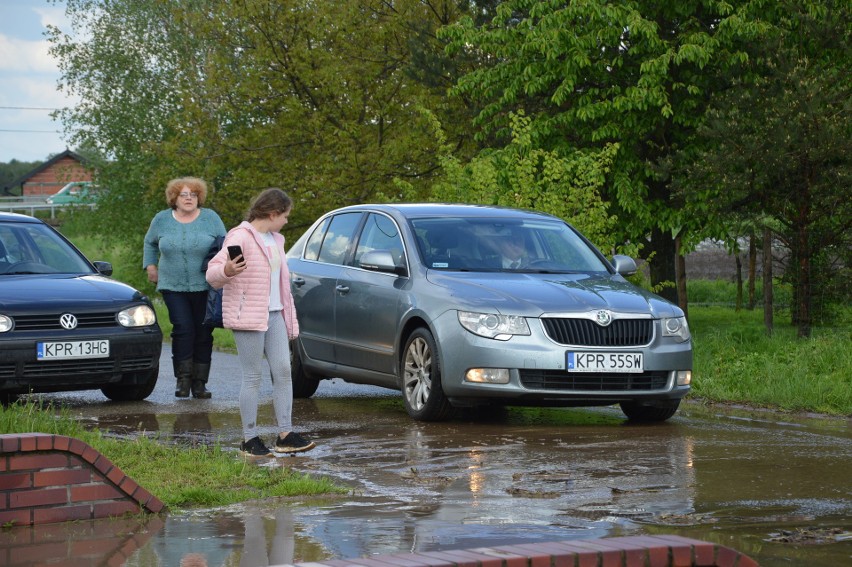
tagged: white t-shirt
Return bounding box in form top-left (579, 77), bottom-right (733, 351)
top-left (260, 232), bottom-right (283, 311)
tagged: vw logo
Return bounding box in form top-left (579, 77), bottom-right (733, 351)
top-left (594, 310), bottom-right (612, 327)
top-left (59, 313), bottom-right (78, 330)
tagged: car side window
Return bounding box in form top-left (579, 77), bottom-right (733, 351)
top-left (303, 217), bottom-right (330, 261)
top-left (353, 213), bottom-right (404, 267)
top-left (315, 212), bottom-right (363, 266)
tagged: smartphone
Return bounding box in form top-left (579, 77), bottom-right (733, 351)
top-left (227, 245), bottom-right (243, 261)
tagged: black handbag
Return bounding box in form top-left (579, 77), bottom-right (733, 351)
top-left (202, 235), bottom-right (225, 328)
top-left (203, 287), bottom-right (223, 328)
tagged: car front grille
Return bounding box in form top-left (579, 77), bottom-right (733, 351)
top-left (520, 369), bottom-right (669, 391)
top-left (13, 312), bottom-right (118, 331)
top-left (0, 356), bottom-right (154, 381)
top-left (541, 318), bottom-right (653, 346)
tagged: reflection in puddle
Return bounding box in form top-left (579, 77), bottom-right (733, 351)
top-left (5, 402), bottom-right (850, 566)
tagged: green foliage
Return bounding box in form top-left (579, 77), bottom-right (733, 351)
top-left (420, 110), bottom-right (636, 255)
top-left (48, 0), bottom-right (485, 264)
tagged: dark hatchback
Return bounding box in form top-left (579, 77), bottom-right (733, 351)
top-left (0, 212), bottom-right (162, 402)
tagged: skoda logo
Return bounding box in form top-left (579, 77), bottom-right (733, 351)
top-left (594, 310), bottom-right (612, 327)
top-left (59, 313), bottom-right (78, 330)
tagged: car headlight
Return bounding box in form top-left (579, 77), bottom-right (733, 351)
top-left (662, 316), bottom-right (691, 342)
top-left (0, 315), bottom-right (12, 333)
top-left (458, 311), bottom-right (530, 341)
top-left (118, 305), bottom-right (156, 328)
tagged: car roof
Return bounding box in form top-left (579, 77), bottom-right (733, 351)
top-left (0, 212), bottom-right (43, 224)
top-left (328, 202), bottom-right (562, 221)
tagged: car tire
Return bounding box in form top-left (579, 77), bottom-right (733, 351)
top-left (619, 400), bottom-right (680, 422)
top-left (290, 339), bottom-right (320, 398)
top-left (101, 369), bottom-right (158, 402)
top-left (401, 328), bottom-right (453, 422)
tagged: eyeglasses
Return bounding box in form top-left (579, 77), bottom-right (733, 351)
top-left (178, 192), bottom-right (198, 199)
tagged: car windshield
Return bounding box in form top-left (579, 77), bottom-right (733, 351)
top-left (410, 217), bottom-right (610, 273)
top-left (0, 222), bottom-right (94, 275)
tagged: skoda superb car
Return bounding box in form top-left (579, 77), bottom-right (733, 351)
top-left (286, 203), bottom-right (692, 422)
top-left (0, 212), bottom-right (162, 402)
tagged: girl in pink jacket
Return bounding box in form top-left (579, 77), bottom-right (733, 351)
top-left (206, 188), bottom-right (315, 456)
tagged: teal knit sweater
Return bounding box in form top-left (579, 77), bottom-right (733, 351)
top-left (143, 208), bottom-right (227, 292)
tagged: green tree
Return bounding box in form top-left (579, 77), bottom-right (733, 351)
top-left (47, 0), bottom-right (486, 256)
top-left (440, 0), bottom-right (769, 304)
top-left (682, 0), bottom-right (851, 337)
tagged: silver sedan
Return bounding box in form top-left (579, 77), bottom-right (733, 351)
top-left (286, 203), bottom-right (692, 422)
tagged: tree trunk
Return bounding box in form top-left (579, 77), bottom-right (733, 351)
top-left (762, 226), bottom-right (773, 336)
top-left (674, 232), bottom-right (688, 318)
top-left (649, 226), bottom-right (678, 304)
top-left (748, 233), bottom-right (757, 309)
top-left (735, 254), bottom-right (743, 311)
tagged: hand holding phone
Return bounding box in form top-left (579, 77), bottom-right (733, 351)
top-left (227, 245), bottom-right (243, 261)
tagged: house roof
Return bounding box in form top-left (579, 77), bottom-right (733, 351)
top-left (3, 150), bottom-right (89, 194)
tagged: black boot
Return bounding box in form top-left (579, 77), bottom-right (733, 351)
top-left (191, 362), bottom-right (212, 399)
top-left (174, 359), bottom-right (192, 398)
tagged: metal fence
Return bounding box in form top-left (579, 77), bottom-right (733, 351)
top-left (0, 197), bottom-right (95, 219)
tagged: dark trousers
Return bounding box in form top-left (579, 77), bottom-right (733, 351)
top-left (161, 290), bottom-right (214, 364)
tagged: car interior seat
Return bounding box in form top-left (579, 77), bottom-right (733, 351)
top-left (425, 228), bottom-right (459, 268)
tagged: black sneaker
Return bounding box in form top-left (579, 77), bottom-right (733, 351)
top-left (274, 432), bottom-right (316, 454)
top-left (240, 436), bottom-right (272, 457)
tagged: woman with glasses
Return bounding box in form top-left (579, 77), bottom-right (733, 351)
top-left (143, 177), bottom-right (226, 399)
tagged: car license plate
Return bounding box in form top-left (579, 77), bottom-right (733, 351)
top-left (37, 340), bottom-right (110, 360)
top-left (566, 352), bottom-right (643, 373)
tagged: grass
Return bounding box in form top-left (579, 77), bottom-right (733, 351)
top-left (0, 401), bottom-right (346, 510)
top-left (689, 306), bottom-right (852, 415)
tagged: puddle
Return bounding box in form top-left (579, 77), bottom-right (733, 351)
top-left (7, 353), bottom-right (852, 567)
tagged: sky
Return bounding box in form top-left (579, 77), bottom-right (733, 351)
top-left (0, 0), bottom-right (74, 164)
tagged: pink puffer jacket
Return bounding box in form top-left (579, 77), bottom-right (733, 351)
top-left (205, 221), bottom-right (299, 338)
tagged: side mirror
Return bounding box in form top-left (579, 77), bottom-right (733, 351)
top-left (611, 255), bottom-right (637, 276)
top-left (93, 261), bottom-right (113, 276)
top-left (359, 250), bottom-right (407, 277)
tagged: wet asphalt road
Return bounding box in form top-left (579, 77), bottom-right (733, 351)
top-left (6, 344), bottom-right (852, 567)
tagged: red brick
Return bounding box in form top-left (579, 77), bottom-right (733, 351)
top-left (417, 550), bottom-right (480, 567)
top-left (68, 437), bottom-right (88, 456)
top-left (119, 476), bottom-right (139, 496)
top-left (33, 504), bottom-right (92, 524)
top-left (71, 483), bottom-right (124, 502)
top-left (405, 554), bottom-right (458, 567)
top-left (106, 466), bottom-right (126, 485)
top-left (34, 468), bottom-right (91, 487)
top-left (372, 554), bottom-right (437, 567)
top-left (18, 434), bottom-right (39, 452)
top-left (498, 542), bottom-right (560, 567)
top-left (443, 548), bottom-right (505, 567)
top-left (10, 487), bottom-right (68, 508)
top-left (0, 435), bottom-right (21, 453)
top-left (94, 455), bottom-right (117, 477)
top-left (36, 434), bottom-right (55, 451)
top-left (713, 546), bottom-right (738, 567)
top-left (9, 453), bottom-right (68, 471)
top-left (693, 540), bottom-right (716, 566)
top-left (93, 500), bottom-right (140, 518)
top-left (0, 471), bottom-right (32, 490)
top-left (81, 445), bottom-right (100, 465)
top-left (53, 435), bottom-right (71, 451)
top-left (0, 509), bottom-right (30, 526)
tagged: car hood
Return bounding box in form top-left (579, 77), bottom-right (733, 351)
top-left (0, 274), bottom-right (144, 312)
top-left (426, 271), bottom-right (681, 318)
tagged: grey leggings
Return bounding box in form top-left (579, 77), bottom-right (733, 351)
top-left (233, 311), bottom-right (293, 442)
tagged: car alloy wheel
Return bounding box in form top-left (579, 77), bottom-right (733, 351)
top-left (401, 328), bottom-right (452, 421)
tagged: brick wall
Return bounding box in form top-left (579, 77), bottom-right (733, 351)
top-left (0, 433), bottom-right (165, 527)
top-left (22, 156), bottom-right (93, 198)
top-left (285, 535), bottom-right (759, 567)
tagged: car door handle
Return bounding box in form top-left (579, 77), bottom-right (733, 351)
top-left (335, 284), bottom-right (350, 294)
top-left (292, 276), bottom-right (305, 287)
